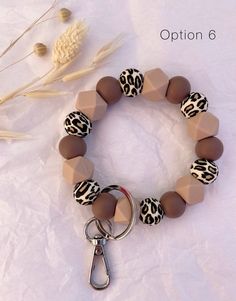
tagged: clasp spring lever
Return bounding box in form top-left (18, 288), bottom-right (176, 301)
top-left (89, 234), bottom-right (110, 290)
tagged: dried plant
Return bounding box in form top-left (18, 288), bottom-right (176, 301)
top-left (0, 21), bottom-right (88, 104)
top-left (23, 89), bottom-right (70, 98)
top-left (43, 20), bottom-right (88, 84)
top-left (62, 34), bottom-right (124, 82)
top-left (0, 43), bottom-right (47, 73)
top-left (0, 130), bottom-right (31, 140)
top-left (0, 0), bottom-right (57, 59)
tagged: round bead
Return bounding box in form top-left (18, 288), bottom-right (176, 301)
top-left (64, 111), bottom-right (92, 138)
top-left (166, 76), bottom-right (191, 104)
top-left (195, 137), bottom-right (223, 161)
top-left (181, 92), bottom-right (208, 118)
top-left (139, 198), bottom-right (164, 225)
top-left (160, 191), bottom-right (186, 218)
top-left (190, 159), bottom-right (219, 185)
top-left (92, 192), bottom-right (117, 220)
top-left (96, 76), bottom-right (122, 105)
top-left (73, 179), bottom-right (100, 205)
top-left (59, 135), bottom-right (87, 159)
top-left (119, 68), bottom-right (144, 97)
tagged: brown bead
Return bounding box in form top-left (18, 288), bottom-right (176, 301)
top-left (59, 135), bottom-right (86, 159)
top-left (195, 136), bottom-right (223, 161)
top-left (96, 76), bottom-right (122, 105)
top-left (166, 76), bottom-right (191, 104)
top-left (92, 192), bottom-right (117, 220)
top-left (160, 191), bottom-right (186, 218)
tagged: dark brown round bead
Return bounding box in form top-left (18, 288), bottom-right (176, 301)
top-left (195, 136), bottom-right (224, 161)
top-left (166, 76), bottom-right (191, 104)
top-left (59, 135), bottom-right (87, 159)
top-left (160, 191), bottom-right (186, 218)
top-left (92, 192), bottom-right (117, 220)
top-left (96, 76), bottom-right (122, 105)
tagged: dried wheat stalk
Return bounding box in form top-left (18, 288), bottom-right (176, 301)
top-left (23, 89), bottom-right (70, 98)
top-left (0, 130), bottom-right (31, 140)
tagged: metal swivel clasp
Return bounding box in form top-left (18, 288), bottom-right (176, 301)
top-left (89, 234), bottom-right (110, 290)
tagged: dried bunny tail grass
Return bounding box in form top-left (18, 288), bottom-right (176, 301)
top-left (52, 20), bottom-right (88, 67)
top-left (22, 89), bottom-right (70, 98)
top-left (62, 34), bottom-right (124, 82)
top-left (0, 0), bottom-right (58, 59)
top-left (0, 130), bottom-right (31, 140)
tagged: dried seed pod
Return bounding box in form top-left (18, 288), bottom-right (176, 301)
top-left (33, 43), bottom-right (47, 56)
top-left (58, 8), bottom-right (72, 22)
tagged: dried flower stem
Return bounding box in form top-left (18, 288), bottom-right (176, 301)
top-left (0, 130), bottom-right (31, 140)
top-left (0, 68), bottom-right (54, 104)
top-left (0, 0), bottom-right (57, 59)
top-left (23, 89), bottom-right (70, 98)
top-left (0, 52), bottom-right (33, 73)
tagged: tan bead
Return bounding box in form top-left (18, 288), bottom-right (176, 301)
top-left (92, 192), bottom-right (117, 220)
top-left (175, 175), bottom-right (205, 205)
top-left (75, 90), bottom-right (107, 122)
top-left (59, 135), bottom-right (86, 159)
top-left (195, 136), bottom-right (223, 161)
top-left (166, 76), bottom-right (191, 104)
top-left (96, 76), bottom-right (122, 105)
top-left (160, 191), bottom-right (186, 218)
top-left (114, 197), bottom-right (131, 224)
top-left (187, 112), bottom-right (219, 141)
top-left (141, 68), bottom-right (169, 101)
top-left (63, 156), bottom-right (94, 184)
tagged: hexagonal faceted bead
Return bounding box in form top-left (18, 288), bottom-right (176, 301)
top-left (187, 112), bottom-right (219, 141)
top-left (114, 196), bottom-right (132, 224)
top-left (175, 175), bottom-right (205, 205)
top-left (63, 156), bottom-right (94, 184)
top-left (75, 90), bottom-right (107, 122)
top-left (141, 68), bottom-right (169, 101)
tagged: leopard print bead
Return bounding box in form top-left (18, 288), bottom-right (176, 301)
top-left (119, 68), bottom-right (144, 97)
top-left (64, 111), bottom-right (92, 137)
top-left (139, 198), bottom-right (164, 225)
top-left (190, 159), bottom-right (219, 185)
top-left (181, 92), bottom-right (208, 118)
top-left (73, 179), bottom-right (100, 205)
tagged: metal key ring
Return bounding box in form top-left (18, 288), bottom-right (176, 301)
top-left (84, 217), bottom-right (112, 241)
top-left (96, 185), bottom-right (137, 240)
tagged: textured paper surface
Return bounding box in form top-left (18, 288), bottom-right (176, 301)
top-left (0, 1), bottom-right (236, 300)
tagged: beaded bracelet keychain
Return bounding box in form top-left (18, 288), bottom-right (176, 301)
top-left (58, 68), bottom-right (223, 290)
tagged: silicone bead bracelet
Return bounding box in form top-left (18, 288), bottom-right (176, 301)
top-left (58, 67), bottom-right (223, 289)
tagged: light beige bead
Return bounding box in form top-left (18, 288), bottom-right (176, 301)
top-left (187, 112), bottom-right (219, 141)
top-left (63, 156), bottom-right (94, 184)
top-left (175, 175), bottom-right (205, 205)
top-left (75, 90), bottom-right (107, 122)
top-left (141, 68), bottom-right (169, 101)
top-left (114, 197), bottom-right (132, 224)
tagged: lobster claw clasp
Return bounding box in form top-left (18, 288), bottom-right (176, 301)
top-left (89, 234), bottom-right (110, 290)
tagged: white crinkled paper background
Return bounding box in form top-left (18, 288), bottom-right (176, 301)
top-left (0, 0), bottom-right (236, 300)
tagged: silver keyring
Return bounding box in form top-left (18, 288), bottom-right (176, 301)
top-left (84, 217), bottom-right (113, 241)
top-left (96, 185), bottom-right (136, 240)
